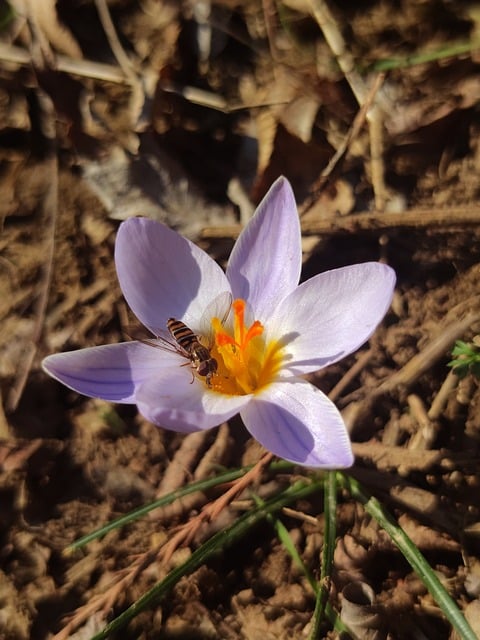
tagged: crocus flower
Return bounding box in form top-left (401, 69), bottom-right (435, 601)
top-left (43, 177), bottom-right (396, 468)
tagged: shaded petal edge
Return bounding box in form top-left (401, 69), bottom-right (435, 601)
top-left (241, 380), bottom-right (353, 468)
top-left (42, 341), bottom-right (178, 403)
top-left (136, 368), bottom-right (251, 433)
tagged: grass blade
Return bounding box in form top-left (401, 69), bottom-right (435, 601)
top-left (308, 470), bottom-right (338, 640)
top-left (90, 478), bottom-right (322, 640)
top-left (340, 473), bottom-right (477, 640)
top-left (67, 460), bottom-right (293, 552)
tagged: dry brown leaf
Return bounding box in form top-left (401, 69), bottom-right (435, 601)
top-left (241, 66), bottom-right (322, 185)
top-left (82, 139), bottom-right (237, 240)
top-left (0, 571), bottom-right (31, 640)
top-left (10, 0), bottom-right (82, 59)
top-left (0, 438), bottom-right (42, 472)
top-left (280, 95), bottom-right (320, 143)
top-left (255, 109), bottom-right (278, 177)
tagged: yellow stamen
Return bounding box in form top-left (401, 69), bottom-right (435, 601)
top-left (209, 298), bottom-right (284, 395)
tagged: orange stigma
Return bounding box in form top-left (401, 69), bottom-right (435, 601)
top-left (209, 298), bottom-right (284, 395)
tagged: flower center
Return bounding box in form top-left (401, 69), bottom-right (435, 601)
top-left (209, 298), bottom-right (284, 395)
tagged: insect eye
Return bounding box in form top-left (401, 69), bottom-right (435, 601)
top-left (197, 362), bottom-right (208, 375)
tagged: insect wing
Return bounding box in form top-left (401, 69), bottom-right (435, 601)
top-left (198, 291), bottom-right (233, 346)
top-left (124, 324), bottom-right (190, 359)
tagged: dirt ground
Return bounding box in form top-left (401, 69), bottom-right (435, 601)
top-left (1, 1), bottom-right (480, 638)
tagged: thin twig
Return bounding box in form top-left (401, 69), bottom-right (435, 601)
top-left (154, 430), bottom-right (210, 498)
top-left (52, 542), bottom-right (165, 640)
top-left (308, 0), bottom-right (389, 208)
top-left (311, 73), bottom-right (386, 193)
top-left (342, 301), bottom-right (480, 433)
top-left (201, 204), bottom-right (480, 239)
top-left (160, 451), bottom-right (274, 563)
top-left (376, 307), bottom-right (480, 396)
top-left (308, 0), bottom-right (368, 104)
top-left (159, 80), bottom-right (289, 113)
top-left (427, 370), bottom-right (458, 421)
top-left (352, 442), bottom-right (471, 473)
top-left (0, 42), bottom-right (127, 83)
top-left (93, 0), bottom-right (136, 81)
top-left (152, 425), bottom-right (231, 524)
top-left (93, 0), bottom-right (144, 129)
top-left (328, 349), bottom-right (373, 403)
top-left (7, 88), bottom-right (58, 412)
top-left (406, 394), bottom-right (439, 451)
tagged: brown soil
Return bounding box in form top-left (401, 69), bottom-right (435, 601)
top-left (1, 1), bottom-right (480, 639)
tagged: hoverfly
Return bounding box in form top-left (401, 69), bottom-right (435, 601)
top-left (127, 292), bottom-right (232, 387)
top-left (166, 317), bottom-right (218, 386)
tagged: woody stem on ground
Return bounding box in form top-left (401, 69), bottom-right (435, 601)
top-left (160, 451), bottom-right (274, 562)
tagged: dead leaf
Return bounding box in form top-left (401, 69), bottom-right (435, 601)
top-left (9, 0), bottom-right (82, 59)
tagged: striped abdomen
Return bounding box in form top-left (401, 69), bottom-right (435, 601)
top-left (167, 318), bottom-right (199, 351)
top-left (167, 318), bottom-right (217, 385)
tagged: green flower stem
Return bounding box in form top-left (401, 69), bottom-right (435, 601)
top-left (340, 473), bottom-right (477, 640)
top-left (308, 471), bottom-right (338, 640)
top-left (253, 494), bottom-right (318, 593)
top-left (90, 478), bottom-right (321, 640)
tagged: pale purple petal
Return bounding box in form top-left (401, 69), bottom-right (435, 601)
top-left (42, 341), bottom-right (180, 402)
top-left (115, 217), bottom-right (230, 335)
top-left (136, 369), bottom-right (251, 433)
top-left (226, 177), bottom-right (301, 323)
top-left (241, 380), bottom-right (353, 468)
top-left (268, 263), bottom-right (396, 375)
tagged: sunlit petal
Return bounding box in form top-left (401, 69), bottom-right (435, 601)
top-left (268, 262), bottom-right (396, 374)
top-left (226, 177), bottom-right (301, 323)
top-left (115, 217), bottom-right (230, 334)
